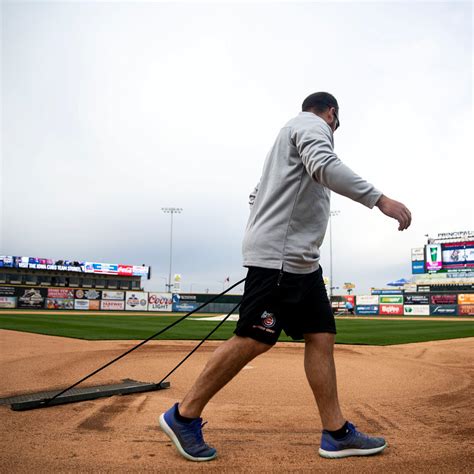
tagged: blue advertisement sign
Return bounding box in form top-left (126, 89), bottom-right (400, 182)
top-left (0, 256), bottom-right (14, 267)
top-left (430, 304), bottom-right (458, 316)
top-left (412, 261), bottom-right (425, 274)
top-left (355, 305), bottom-right (379, 315)
top-left (172, 301), bottom-right (200, 312)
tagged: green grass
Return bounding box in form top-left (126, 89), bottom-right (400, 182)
top-left (0, 312), bottom-right (473, 345)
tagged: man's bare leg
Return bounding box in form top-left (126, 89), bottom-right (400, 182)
top-left (304, 332), bottom-right (345, 430)
top-left (179, 335), bottom-right (271, 418)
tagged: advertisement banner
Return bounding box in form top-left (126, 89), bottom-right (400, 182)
top-left (74, 300), bottom-right (100, 310)
top-left (371, 289), bottom-right (403, 295)
top-left (447, 270), bottom-right (474, 278)
top-left (355, 305), bottom-right (379, 315)
top-left (379, 304), bottom-right (404, 315)
top-left (0, 256), bottom-right (14, 267)
top-left (89, 300), bottom-right (100, 310)
top-left (118, 265), bottom-right (134, 276)
top-left (75, 289), bottom-right (101, 300)
top-left (0, 296), bottom-right (17, 308)
top-left (404, 294), bottom-right (430, 305)
top-left (441, 241), bottom-right (474, 269)
top-left (48, 288), bottom-right (74, 299)
top-left (356, 295), bottom-right (379, 305)
top-left (458, 294), bottom-right (474, 305)
top-left (0, 286), bottom-right (16, 296)
top-left (101, 300), bottom-right (125, 311)
top-left (426, 244), bottom-right (442, 271)
top-left (404, 283), bottom-right (417, 293)
top-left (458, 304), bottom-right (474, 316)
top-left (412, 261), bottom-right (425, 274)
top-left (430, 294), bottom-right (457, 305)
top-left (331, 301), bottom-right (346, 310)
top-left (417, 285), bottom-right (431, 293)
top-left (84, 262), bottom-right (119, 275)
top-left (102, 291), bottom-right (125, 301)
top-left (74, 300), bottom-right (90, 310)
top-left (404, 305), bottom-right (430, 316)
top-left (125, 292), bottom-right (148, 311)
top-left (430, 304), bottom-right (458, 316)
top-left (46, 298), bottom-right (74, 310)
top-left (133, 265), bottom-right (149, 277)
top-left (17, 288), bottom-right (47, 309)
top-left (379, 295), bottom-right (404, 304)
top-left (411, 248), bottom-right (424, 261)
top-left (173, 301), bottom-right (200, 312)
top-left (148, 293), bottom-right (173, 312)
top-left (343, 295), bottom-right (355, 305)
top-left (5, 255), bottom-right (149, 277)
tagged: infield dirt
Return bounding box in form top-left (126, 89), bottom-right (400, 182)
top-left (1, 329), bottom-right (473, 473)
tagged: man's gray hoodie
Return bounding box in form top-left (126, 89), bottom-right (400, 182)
top-left (242, 111), bottom-right (382, 274)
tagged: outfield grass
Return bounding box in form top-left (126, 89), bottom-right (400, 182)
top-left (1, 312), bottom-right (473, 345)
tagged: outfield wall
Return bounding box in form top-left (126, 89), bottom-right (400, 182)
top-left (1, 285), bottom-right (473, 316)
top-left (0, 286), bottom-right (241, 314)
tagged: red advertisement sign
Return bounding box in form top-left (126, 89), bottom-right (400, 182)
top-left (459, 304), bottom-right (474, 316)
top-left (118, 265), bottom-right (133, 276)
top-left (48, 288), bottom-right (74, 299)
top-left (430, 294), bottom-right (457, 305)
top-left (379, 304), bottom-right (404, 315)
top-left (343, 295), bottom-right (355, 305)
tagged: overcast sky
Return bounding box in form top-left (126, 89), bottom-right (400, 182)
top-left (1, 1), bottom-right (472, 294)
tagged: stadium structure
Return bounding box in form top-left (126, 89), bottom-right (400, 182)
top-left (0, 255), bottom-right (240, 313)
top-left (0, 256), bottom-right (151, 311)
top-left (344, 230), bottom-right (474, 316)
top-left (1, 231), bottom-right (473, 315)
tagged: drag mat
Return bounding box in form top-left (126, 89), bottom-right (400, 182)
top-left (1, 329), bottom-right (473, 472)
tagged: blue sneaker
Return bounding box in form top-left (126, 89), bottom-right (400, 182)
top-left (319, 422), bottom-right (387, 458)
top-left (159, 403), bottom-right (217, 462)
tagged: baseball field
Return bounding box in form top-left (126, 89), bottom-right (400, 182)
top-left (0, 310), bottom-right (474, 344)
top-left (1, 311), bottom-right (473, 472)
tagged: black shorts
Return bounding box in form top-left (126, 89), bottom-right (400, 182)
top-left (234, 266), bottom-right (336, 345)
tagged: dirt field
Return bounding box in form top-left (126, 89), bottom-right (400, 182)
top-left (1, 329), bottom-right (473, 473)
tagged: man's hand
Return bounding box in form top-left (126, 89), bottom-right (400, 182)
top-left (376, 195), bottom-right (412, 231)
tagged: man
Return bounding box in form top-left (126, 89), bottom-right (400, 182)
top-left (345, 300), bottom-right (355, 315)
top-left (159, 92), bottom-right (411, 461)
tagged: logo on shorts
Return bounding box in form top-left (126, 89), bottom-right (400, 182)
top-left (261, 311), bottom-right (276, 328)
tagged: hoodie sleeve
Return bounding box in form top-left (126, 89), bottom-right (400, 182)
top-left (249, 182), bottom-right (260, 209)
top-left (292, 121), bottom-right (382, 209)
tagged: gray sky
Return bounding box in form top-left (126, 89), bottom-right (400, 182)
top-left (1, 1), bottom-right (473, 294)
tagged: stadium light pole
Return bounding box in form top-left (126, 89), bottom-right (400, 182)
top-left (161, 207), bottom-right (183, 292)
top-left (329, 210), bottom-right (340, 301)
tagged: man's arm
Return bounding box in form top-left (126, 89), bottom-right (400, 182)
top-left (293, 123), bottom-right (411, 230)
top-left (375, 195), bottom-right (412, 231)
top-left (293, 123), bottom-right (381, 208)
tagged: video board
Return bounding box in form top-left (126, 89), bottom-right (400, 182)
top-left (0, 255), bottom-right (150, 278)
top-left (441, 241), bottom-right (474, 269)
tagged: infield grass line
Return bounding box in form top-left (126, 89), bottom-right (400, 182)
top-left (0, 312), bottom-right (474, 345)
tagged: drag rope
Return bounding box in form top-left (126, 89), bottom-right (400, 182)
top-left (41, 278), bottom-right (246, 406)
top-left (157, 301), bottom-right (241, 386)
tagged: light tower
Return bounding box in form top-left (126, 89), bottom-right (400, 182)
top-left (161, 207), bottom-right (182, 292)
top-left (329, 210), bottom-right (340, 300)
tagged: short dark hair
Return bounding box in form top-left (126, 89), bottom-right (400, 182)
top-left (302, 92), bottom-right (339, 113)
